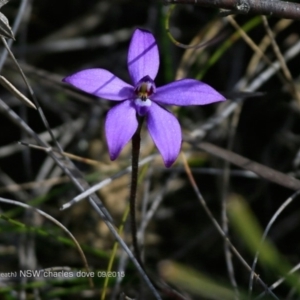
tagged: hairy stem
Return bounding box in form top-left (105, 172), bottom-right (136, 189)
top-left (130, 117), bottom-right (144, 263)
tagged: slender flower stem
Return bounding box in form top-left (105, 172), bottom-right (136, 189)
top-left (130, 117), bottom-right (144, 263)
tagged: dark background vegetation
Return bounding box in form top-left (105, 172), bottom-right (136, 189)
top-left (1, 0), bottom-right (300, 299)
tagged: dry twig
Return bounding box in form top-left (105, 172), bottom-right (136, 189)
top-left (164, 0), bottom-right (300, 20)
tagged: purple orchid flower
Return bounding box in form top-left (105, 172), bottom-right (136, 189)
top-left (63, 29), bottom-right (225, 167)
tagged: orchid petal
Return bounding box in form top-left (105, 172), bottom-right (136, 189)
top-left (147, 102), bottom-right (181, 167)
top-left (127, 29), bottom-right (159, 86)
top-left (105, 100), bottom-right (138, 160)
top-left (151, 79), bottom-right (226, 106)
top-left (63, 69), bottom-right (133, 100)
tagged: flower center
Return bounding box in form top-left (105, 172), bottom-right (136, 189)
top-left (134, 76), bottom-right (155, 101)
top-left (133, 76), bottom-right (156, 116)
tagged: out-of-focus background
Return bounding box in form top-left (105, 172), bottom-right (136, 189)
top-left (1, 0), bottom-right (300, 299)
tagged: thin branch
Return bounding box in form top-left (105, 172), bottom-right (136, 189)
top-left (138, 173), bottom-right (177, 242)
top-left (188, 141), bottom-right (300, 191)
top-left (163, 0), bottom-right (300, 20)
top-left (61, 155), bottom-right (156, 210)
top-left (261, 16), bottom-right (300, 103)
top-left (245, 19), bottom-right (292, 79)
top-left (226, 15), bottom-right (292, 95)
top-left (20, 142), bottom-right (111, 169)
top-left (256, 263), bottom-right (300, 299)
top-left (0, 75), bottom-right (36, 109)
top-left (249, 190), bottom-right (300, 296)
